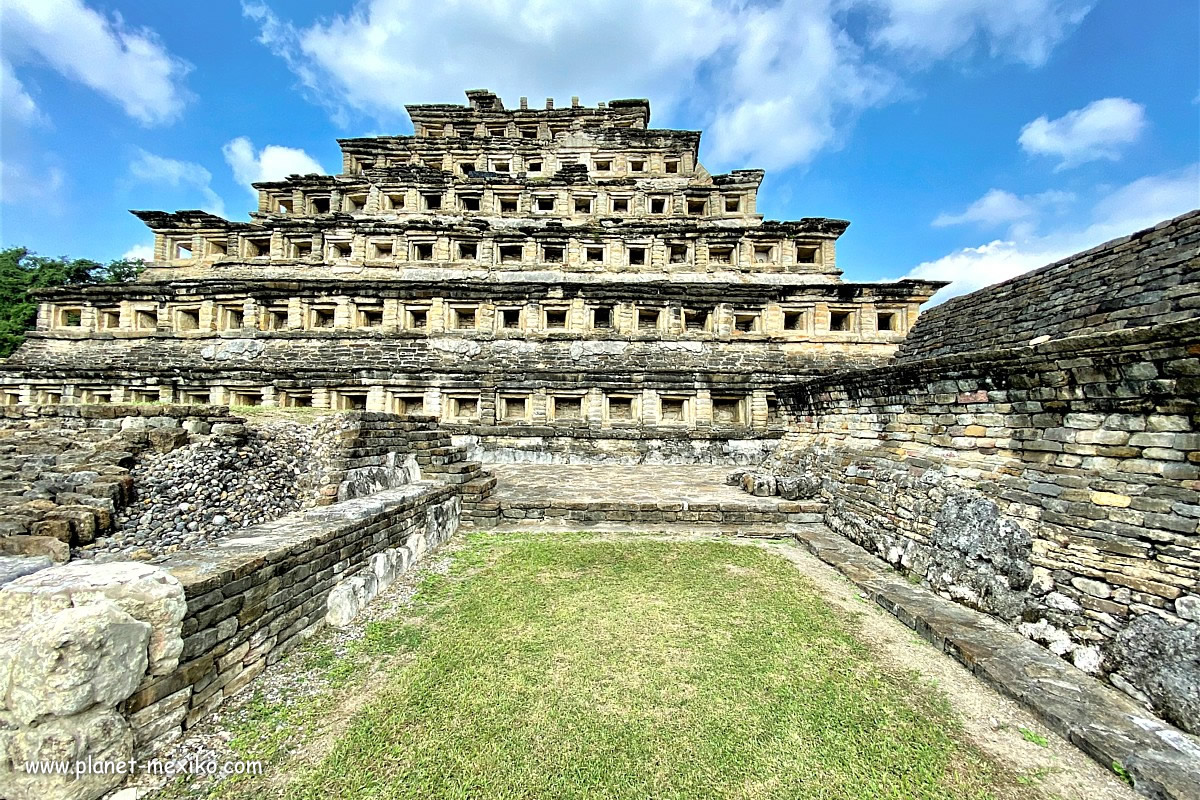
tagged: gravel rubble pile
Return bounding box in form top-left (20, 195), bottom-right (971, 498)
top-left (80, 420), bottom-right (321, 562)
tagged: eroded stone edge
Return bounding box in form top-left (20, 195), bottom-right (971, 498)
top-left (792, 524), bottom-right (1200, 800)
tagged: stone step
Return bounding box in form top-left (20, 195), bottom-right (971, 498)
top-left (424, 460), bottom-right (482, 475)
top-left (482, 520), bottom-right (804, 538)
top-left (494, 498), bottom-right (825, 526)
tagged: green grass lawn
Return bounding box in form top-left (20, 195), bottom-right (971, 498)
top-left (216, 535), bottom-right (1028, 800)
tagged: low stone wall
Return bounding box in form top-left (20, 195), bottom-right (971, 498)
top-left (457, 431), bottom-right (781, 465)
top-left (773, 319), bottom-right (1199, 734)
top-left (495, 496), bottom-right (823, 526)
top-left (0, 478), bottom-right (460, 799)
top-left (126, 483), bottom-right (460, 750)
top-left (896, 210), bottom-right (1198, 361)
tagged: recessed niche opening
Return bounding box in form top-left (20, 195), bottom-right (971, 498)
top-left (500, 309), bottom-right (522, 329)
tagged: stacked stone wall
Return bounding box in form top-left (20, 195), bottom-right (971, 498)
top-left (308, 411), bottom-right (495, 522)
top-left (897, 211), bottom-right (1199, 361)
top-left (0, 405), bottom-right (239, 573)
top-left (0, 480), bottom-right (460, 799)
top-left (121, 483), bottom-right (460, 753)
top-left (774, 318), bottom-right (1199, 733)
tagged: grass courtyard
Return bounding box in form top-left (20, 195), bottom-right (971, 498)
top-left (191, 534), bottom-right (1062, 800)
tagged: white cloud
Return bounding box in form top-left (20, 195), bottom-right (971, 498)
top-left (0, 0), bottom-right (190, 126)
top-left (243, 0), bottom-right (1090, 172)
top-left (222, 137), bottom-right (325, 195)
top-left (907, 164), bottom-right (1199, 303)
top-left (865, 0), bottom-right (1093, 66)
top-left (932, 188), bottom-right (1073, 228)
top-left (0, 160), bottom-right (66, 209)
top-left (1, 60), bottom-right (44, 126)
top-left (1018, 97), bottom-right (1147, 170)
top-left (128, 150), bottom-right (225, 216)
top-left (122, 243), bottom-right (154, 261)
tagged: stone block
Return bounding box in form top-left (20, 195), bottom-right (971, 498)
top-left (8, 602), bottom-right (150, 724)
top-left (0, 561), bottom-right (187, 675)
top-left (2, 706), bottom-right (134, 800)
top-left (0, 535), bottom-right (69, 563)
top-left (147, 427), bottom-right (189, 453)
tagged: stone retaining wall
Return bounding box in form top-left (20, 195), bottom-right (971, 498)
top-left (495, 497), bottom-right (824, 526)
top-left (124, 482), bottom-right (460, 755)
top-left (773, 318), bottom-right (1200, 734)
top-left (896, 211), bottom-right (1199, 361)
top-left (0, 481), bottom-right (460, 799)
top-left (0, 404), bottom-right (240, 574)
top-left (0, 408), bottom-right (471, 799)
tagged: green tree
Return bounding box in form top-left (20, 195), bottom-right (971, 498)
top-left (0, 247), bottom-right (144, 358)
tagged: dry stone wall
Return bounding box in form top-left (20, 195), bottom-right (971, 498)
top-left (0, 411), bottom-right (472, 800)
top-left (897, 211), bottom-right (1199, 361)
top-left (774, 317), bottom-right (1200, 734)
top-left (122, 483), bottom-right (460, 753)
top-left (766, 212), bottom-right (1200, 733)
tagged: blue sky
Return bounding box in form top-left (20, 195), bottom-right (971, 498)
top-left (2, 0), bottom-right (1197, 300)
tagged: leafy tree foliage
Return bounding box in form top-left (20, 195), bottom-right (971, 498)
top-left (0, 247), bottom-right (143, 358)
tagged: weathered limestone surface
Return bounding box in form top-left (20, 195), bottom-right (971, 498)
top-left (4, 706), bottom-right (134, 800)
top-left (0, 561), bottom-right (187, 676)
top-left (7, 603), bottom-right (149, 724)
top-left (1, 89), bottom-right (944, 464)
top-left (489, 464), bottom-right (823, 527)
top-left (793, 525), bottom-right (1200, 800)
top-left (0, 562), bottom-right (185, 800)
top-left (766, 216), bottom-right (1199, 739)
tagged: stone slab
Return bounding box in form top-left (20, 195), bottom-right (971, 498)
top-left (792, 524), bottom-right (1200, 800)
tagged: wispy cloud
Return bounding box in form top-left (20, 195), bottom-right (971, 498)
top-left (242, 0), bottom-right (1092, 172)
top-left (932, 188), bottom-right (1074, 228)
top-left (1018, 97), bottom-right (1147, 170)
top-left (907, 164), bottom-right (1199, 302)
top-left (1, 0), bottom-right (191, 126)
top-left (864, 0), bottom-right (1093, 67)
top-left (0, 60), bottom-right (44, 127)
top-left (128, 150), bottom-right (225, 216)
top-left (0, 160), bottom-right (66, 211)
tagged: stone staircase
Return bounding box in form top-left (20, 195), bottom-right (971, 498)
top-left (403, 420), bottom-right (498, 526)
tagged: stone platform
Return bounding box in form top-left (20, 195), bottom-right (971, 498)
top-left (486, 465), bottom-right (824, 532)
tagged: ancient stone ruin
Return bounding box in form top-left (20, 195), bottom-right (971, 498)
top-left (0, 91), bottom-right (1196, 800)
top-left (1, 89), bottom-right (942, 464)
